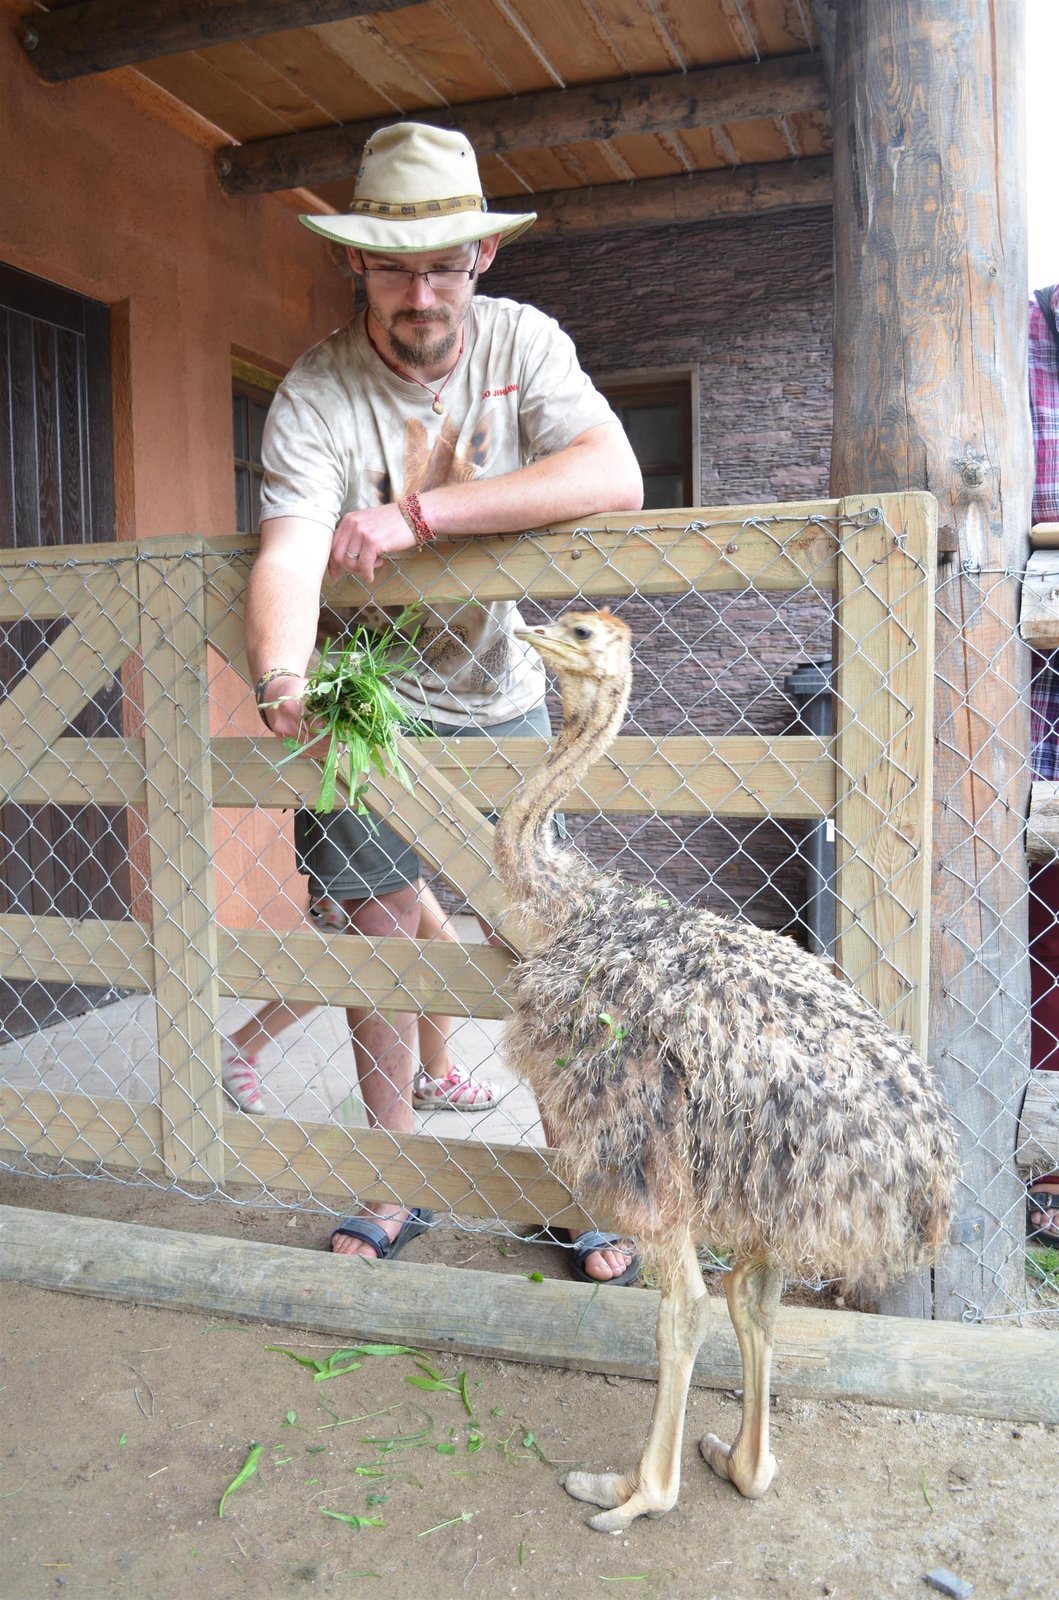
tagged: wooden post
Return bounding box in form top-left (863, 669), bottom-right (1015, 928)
top-left (137, 540), bottom-right (226, 1185)
top-left (830, 2), bottom-right (1031, 1316)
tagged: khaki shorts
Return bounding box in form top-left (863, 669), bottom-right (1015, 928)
top-left (294, 702), bottom-right (559, 901)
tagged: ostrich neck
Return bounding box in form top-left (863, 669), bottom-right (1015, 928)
top-left (493, 666), bottom-right (631, 920)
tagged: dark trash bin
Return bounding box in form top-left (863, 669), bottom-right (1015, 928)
top-left (784, 660), bottom-right (835, 958)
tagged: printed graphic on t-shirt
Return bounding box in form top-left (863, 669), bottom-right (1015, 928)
top-left (364, 415), bottom-right (491, 505)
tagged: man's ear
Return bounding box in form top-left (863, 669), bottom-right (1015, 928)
top-left (475, 234), bottom-right (503, 274)
top-left (346, 246), bottom-right (365, 276)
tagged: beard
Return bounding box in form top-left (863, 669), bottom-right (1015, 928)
top-left (387, 314), bottom-right (460, 369)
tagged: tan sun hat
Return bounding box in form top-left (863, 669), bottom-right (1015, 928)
top-left (299, 122), bottom-right (537, 255)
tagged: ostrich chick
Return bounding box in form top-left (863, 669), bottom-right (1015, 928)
top-left (494, 609), bottom-right (959, 1534)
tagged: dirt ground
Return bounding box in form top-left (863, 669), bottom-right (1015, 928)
top-left (1, 1174), bottom-right (1056, 1600)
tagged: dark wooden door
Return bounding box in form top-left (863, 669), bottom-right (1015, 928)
top-left (0, 262), bottom-right (131, 1039)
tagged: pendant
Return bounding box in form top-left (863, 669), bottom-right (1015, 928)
top-left (432, 399), bottom-right (444, 415)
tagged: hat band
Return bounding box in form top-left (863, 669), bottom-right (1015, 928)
top-left (348, 193), bottom-right (488, 219)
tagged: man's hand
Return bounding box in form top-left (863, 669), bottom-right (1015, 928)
top-left (328, 501), bottom-right (416, 584)
top-left (258, 672), bottom-right (308, 741)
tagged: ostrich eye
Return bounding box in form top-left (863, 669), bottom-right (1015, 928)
top-left (572, 625), bottom-right (593, 640)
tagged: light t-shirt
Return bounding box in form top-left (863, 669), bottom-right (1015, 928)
top-left (259, 295), bottom-right (619, 727)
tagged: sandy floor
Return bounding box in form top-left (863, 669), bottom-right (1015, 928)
top-left (1, 1173), bottom-right (1057, 1600)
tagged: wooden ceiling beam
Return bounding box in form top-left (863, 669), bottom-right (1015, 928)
top-left (216, 54), bottom-right (828, 197)
top-left (523, 157), bottom-right (832, 237)
top-left (20, 0), bottom-right (427, 83)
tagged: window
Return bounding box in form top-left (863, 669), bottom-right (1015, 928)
top-left (232, 358), bottom-right (280, 533)
top-left (598, 369), bottom-right (698, 510)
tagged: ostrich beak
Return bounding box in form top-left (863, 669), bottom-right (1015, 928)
top-left (514, 622), bottom-right (582, 670)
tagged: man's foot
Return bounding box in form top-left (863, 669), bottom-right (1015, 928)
top-left (1028, 1181), bottom-right (1059, 1245)
top-left (330, 1206), bottom-right (433, 1260)
top-left (554, 1228), bottom-right (641, 1286)
top-left (412, 1064), bottom-right (509, 1112)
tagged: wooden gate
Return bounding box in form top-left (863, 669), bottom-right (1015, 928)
top-left (0, 493), bottom-right (936, 1224)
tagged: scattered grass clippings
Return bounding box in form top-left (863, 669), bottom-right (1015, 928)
top-left (218, 1442), bottom-right (263, 1519)
top-left (526, 1271), bottom-right (545, 1283)
top-left (417, 1511), bottom-right (474, 1537)
top-left (273, 606), bottom-right (425, 815)
top-left (574, 1283), bottom-right (601, 1337)
top-left (921, 1473), bottom-right (935, 1512)
top-left (267, 1343), bottom-right (424, 1383)
top-left (117, 1435), bottom-right (127, 1448)
top-left (319, 1509), bottom-right (385, 1529)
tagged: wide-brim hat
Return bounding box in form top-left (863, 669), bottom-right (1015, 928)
top-left (300, 122), bottom-right (536, 255)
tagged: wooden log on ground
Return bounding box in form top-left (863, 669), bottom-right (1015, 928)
top-left (1, 1205), bottom-right (1057, 1424)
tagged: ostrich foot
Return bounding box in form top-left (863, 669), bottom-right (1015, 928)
top-left (699, 1433), bottom-right (778, 1499)
top-left (562, 1471), bottom-right (673, 1532)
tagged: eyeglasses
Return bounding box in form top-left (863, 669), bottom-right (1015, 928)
top-left (359, 242), bottom-right (481, 291)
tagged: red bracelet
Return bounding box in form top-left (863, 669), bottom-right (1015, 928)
top-left (399, 490), bottom-right (436, 549)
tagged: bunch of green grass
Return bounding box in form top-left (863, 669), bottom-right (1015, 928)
top-left (275, 606), bottom-right (424, 815)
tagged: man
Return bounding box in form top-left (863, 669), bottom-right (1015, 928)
top-left (245, 122), bottom-right (644, 1280)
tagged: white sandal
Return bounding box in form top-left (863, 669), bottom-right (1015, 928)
top-left (221, 1051), bottom-right (266, 1115)
top-left (412, 1064), bottom-right (507, 1112)
top-left (309, 895), bottom-right (350, 932)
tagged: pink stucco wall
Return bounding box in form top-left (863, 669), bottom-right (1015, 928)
top-left (2, 10), bottom-right (351, 929)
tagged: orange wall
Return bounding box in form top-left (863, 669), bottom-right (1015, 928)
top-left (2, 11), bottom-right (351, 929)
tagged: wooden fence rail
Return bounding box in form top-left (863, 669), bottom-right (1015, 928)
top-left (0, 494), bottom-right (937, 1226)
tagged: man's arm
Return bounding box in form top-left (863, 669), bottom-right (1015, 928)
top-left (329, 422), bottom-right (643, 583)
top-left (245, 516), bottom-right (331, 738)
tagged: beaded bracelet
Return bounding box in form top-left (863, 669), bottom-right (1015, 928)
top-left (398, 490), bottom-right (436, 549)
top-left (254, 666), bottom-right (300, 729)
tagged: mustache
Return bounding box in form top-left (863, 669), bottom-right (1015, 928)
top-left (395, 309), bottom-right (451, 325)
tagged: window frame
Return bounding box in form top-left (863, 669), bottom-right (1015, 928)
top-left (231, 356), bottom-right (281, 535)
top-left (597, 364), bottom-right (700, 509)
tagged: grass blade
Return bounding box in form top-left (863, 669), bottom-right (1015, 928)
top-left (217, 1442), bottom-right (263, 1519)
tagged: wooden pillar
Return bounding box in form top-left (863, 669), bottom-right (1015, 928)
top-left (830, 1), bottom-right (1030, 1316)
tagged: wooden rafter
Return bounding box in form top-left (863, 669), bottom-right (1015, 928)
top-left (216, 54), bottom-right (828, 196)
top-left (20, 0), bottom-right (427, 83)
top-left (807, 0), bottom-right (837, 99)
top-left (529, 157), bottom-right (832, 236)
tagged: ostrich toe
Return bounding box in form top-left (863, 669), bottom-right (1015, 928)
top-left (562, 1469), bottom-right (628, 1509)
top-left (699, 1432), bottom-right (778, 1498)
top-left (563, 1470), bottom-right (676, 1531)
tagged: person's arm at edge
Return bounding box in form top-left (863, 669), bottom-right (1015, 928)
top-left (245, 517), bottom-right (331, 739)
top-left (329, 421), bottom-right (643, 582)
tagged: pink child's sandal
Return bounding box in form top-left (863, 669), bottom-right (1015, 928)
top-left (221, 1051), bottom-right (266, 1115)
top-left (412, 1064), bottom-right (506, 1112)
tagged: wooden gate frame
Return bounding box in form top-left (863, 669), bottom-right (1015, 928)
top-left (0, 493), bottom-right (936, 1224)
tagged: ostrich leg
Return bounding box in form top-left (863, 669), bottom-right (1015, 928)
top-left (563, 1234), bottom-right (708, 1532)
top-left (700, 1252), bottom-right (782, 1498)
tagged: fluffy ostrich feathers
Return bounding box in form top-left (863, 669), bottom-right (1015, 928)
top-left (495, 609), bottom-right (958, 1289)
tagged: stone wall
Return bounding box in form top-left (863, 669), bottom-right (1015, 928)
top-left (484, 207), bottom-right (836, 931)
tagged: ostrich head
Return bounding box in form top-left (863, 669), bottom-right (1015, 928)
top-left (493, 609), bottom-right (634, 915)
top-left (515, 608), bottom-right (633, 725)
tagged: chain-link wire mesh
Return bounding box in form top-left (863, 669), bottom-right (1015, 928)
top-left (0, 496), bottom-right (1048, 1321)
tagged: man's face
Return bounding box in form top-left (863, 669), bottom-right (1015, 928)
top-left (350, 236), bottom-right (500, 368)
